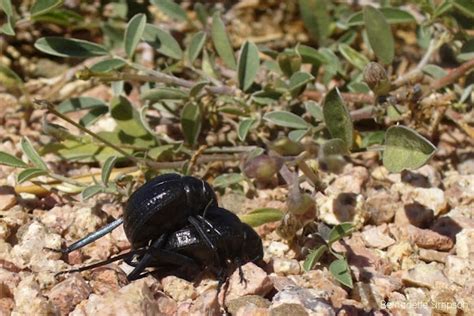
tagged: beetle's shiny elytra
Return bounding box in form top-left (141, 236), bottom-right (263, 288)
top-left (123, 173), bottom-right (217, 248)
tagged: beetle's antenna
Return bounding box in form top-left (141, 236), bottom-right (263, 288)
top-left (54, 248), bottom-right (146, 277)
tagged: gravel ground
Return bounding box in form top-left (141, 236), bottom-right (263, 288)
top-left (0, 97), bottom-right (473, 315)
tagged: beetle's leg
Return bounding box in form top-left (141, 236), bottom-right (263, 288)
top-left (54, 248), bottom-right (146, 277)
top-left (51, 218), bottom-right (124, 254)
top-left (196, 215), bottom-right (223, 237)
top-left (234, 257), bottom-right (248, 285)
top-left (188, 216), bottom-right (222, 267)
top-left (127, 234), bottom-right (201, 281)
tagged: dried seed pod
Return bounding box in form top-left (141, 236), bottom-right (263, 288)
top-left (363, 62), bottom-right (391, 96)
top-left (243, 154), bottom-right (283, 183)
top-left (269, 137), bottom-right (304, 156)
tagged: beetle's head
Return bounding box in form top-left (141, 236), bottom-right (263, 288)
top-left (183, 176), bottom-right (218, 215)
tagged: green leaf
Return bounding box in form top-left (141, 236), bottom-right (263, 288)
top-left (237, 41), bottom-right (260, 91)
top-left (17, 168), bottom-right (48, 184)
top-left (21, 137), bottom-right (48, 170)
top-left (81, 185), bottom-right (104, 200)
top-left (238, 118), bottom-right (257, 141)
top-left (1, 0), bottom-right (13, 15)
top-left (360, 131), bottom-right (385, 148)
top-left (211, 12), bottom-right (236, 70)
top-left (181, 103), bottom-right (202, 145)
top-left (383, 125), bottom-right (437, 173)
top-left (338, 43), bottom-right (369, 70)
top-left (90, 58), bottom-right (126, 73)
top-left (30, 0), bottom-right (62, 17)
top-left (151, 0), bottom-right (187, 21)
top-left (141, 87), bottom-right (189, 102)
top-left (143, 24), bottom-right (183, 59)
top-left (323, 88), bottom-right (354, 149)
top-left (34, 37), bottom-right (108, 58)
top-left (328, 223), bottom-right (354, 244)
top-left (347, 7), bottom-right (416, 26)
top-left (30, 8), bottom-right (83, 26)
top-left (453, 0), bottom-right (474, 18)
top-left (329, 259), bottom-right (353, 288)
top-left (288, 71), bottom-right (314, 97)
top-left (186, 31), bottom-right (206, 65)
top-left (363, 6), bottom-right (395, 64)
top-left (303, 245), bottom-right (328, 271)
top-left (297, 45), bottom-right (327, 67)
top-left (277, 50), bottom-right (301, 77)
top-left (305, 101), bottom-right (323, 122)
top-left (189, 81), bottom-right (208, 98)
top-left (110, 96), bottom-right (150, 138)
top-left (0, 16), bottom-right (15, 36)
top-left (0, 64), bottom-right (23, 89)
top-left (458, 39), bottom-right (474, 62)
top-left (0, 151), bottom-right (28, 168)
top-left (213, 173), bottom-right (245, 188)
top-left (289, 129), bottom-right (308, 142)
top-left (102, 156), bottom-right (117, 186)
top-left (263, 111), bottom-right (311, 129)
top-left (422, 64), bottom-right (447, 79)
top-left (321, 138), bottom-right (350, 157)
top-left (79, 106), bottom-right (108, 127)
top-left (57, 97), bottom-right (107, 113)
top-left (239, 208), bottom-right (283, 227)
top-left (298, 0), bottom-right (331, 43)
top-left (124, 13), bottom-right (147, 58)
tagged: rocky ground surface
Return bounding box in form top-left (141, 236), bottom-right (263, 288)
top-left (1, 137), bottom-right (473, 315)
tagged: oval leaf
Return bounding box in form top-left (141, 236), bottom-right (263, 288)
top-left (102, 156), bottom-right (118, 186)
top-left (263, 111), bottom-right (310, 129)
top-left (289, 71), bottom-right (314, 96)
top-left (453, 0), bottom-right (474, 19)
top-left (17, 168), bottom-right (48, 184)
top-left (323, 88), bottom-right (354, 148)
top-left (338, 43), bottom-right (369, 70)
top-left (0, 151), bottom-right (28, 168)
top-left (21, 137), bottom-right (48, 170)
top-left (34, 37), bottom-right (108, 58)
top-left (58, 97), bottom-right (107, 113)
top-left (328, 223), bottom-right (354, 244)
top-left (383, 125), bottom-right (436, 173)
top-left (110, 96), bottom-right (150, 138)
top-left (347, 8), bottom-right (416, 26)
top-left (237, 41), bottom-right (260, 91)
top-left (124, 13), bottom-right (147, 58)
top-left (211, 12), bottom-right (236, 70)
top-left (305, 101), bottom-right (323, 122)
top-left (143, 24), bottom-right (183, 59)
top-left (298, 0), bottom-right (331, 43)
top-left (213, 173), bottom-right (245, 188)
top-left (187, 31), bottom-right (206, 65)
top-left (181, 103), bottom-right (202, 145)
top-left (238, 118), bottom-right (257, 141)
top-left (90, 58), bottom-right (126, 73)
top-left (329, 259), bottom-right (353, 288)
top-left (151, 0), bottom-right (187, 21)
top-left (141, 87), bottom-right (188, 102)
top-left (31, 0), bottom-right (62, 17)
top-left (82, 185), bottom-right (104, 200)
top-left (239, 208), bottom-right (283, 227)
top-left (364, 6), bottom-right (395, 64)
top-left (303, 245), bottom-right (328, 271)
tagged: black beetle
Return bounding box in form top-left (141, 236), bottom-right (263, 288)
top-left (59, 173), bottom-right (218, 255)
top-left (56, 207), bottom-right (264, 284)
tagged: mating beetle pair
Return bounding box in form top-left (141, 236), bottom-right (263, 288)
top-left (55, 173), bottom-right (263, 282)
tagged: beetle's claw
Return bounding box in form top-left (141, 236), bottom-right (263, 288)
top-left (44, 247), bottom-right (65, 254)
top-left (238, 265), bottom-right (248, 286)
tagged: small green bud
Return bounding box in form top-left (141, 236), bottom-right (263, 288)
top-left (243, 154), bottom-right (283, 182)
top-left (363, 62), bottom-right (391, 96)
top-left (277, 50), bottom-right (302, 77)
top-left (269, 137), bottom-right (304, 156)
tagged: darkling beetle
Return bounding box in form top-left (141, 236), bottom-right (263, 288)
top-left (59, 207), bottom-right (264, 284)
top-left (58, 173), bottom-right (217, 254)
top-left (54, 173), bottom-right (263, 283)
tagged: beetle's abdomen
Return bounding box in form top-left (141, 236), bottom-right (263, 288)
top-left (124, 175), bottom-right (188, 248)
